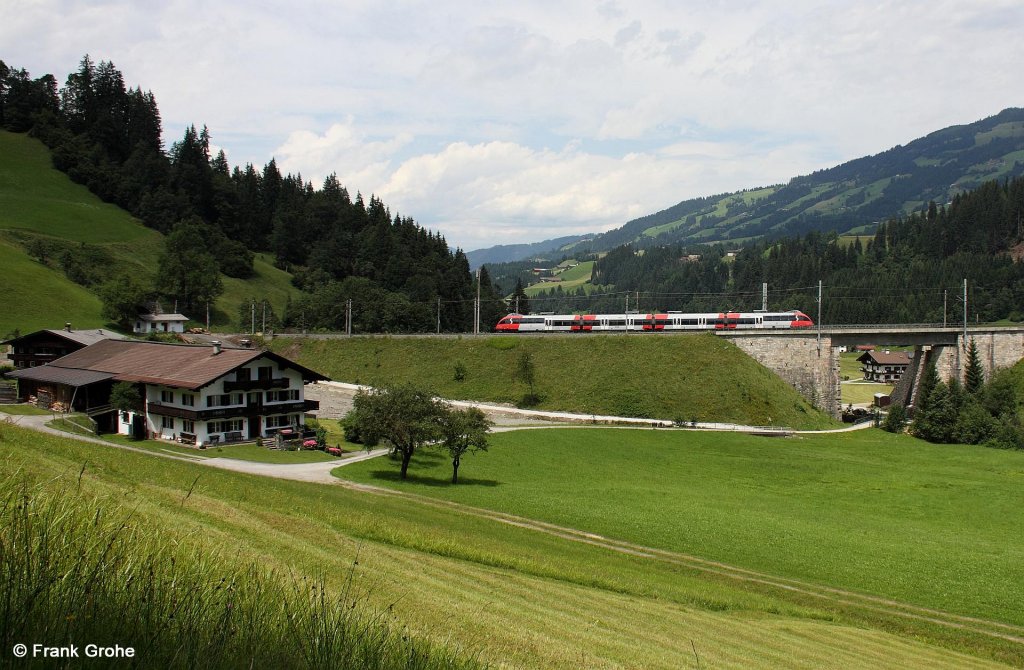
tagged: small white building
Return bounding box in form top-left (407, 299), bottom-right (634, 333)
top-left (134, 312), bottom-right (190, 334)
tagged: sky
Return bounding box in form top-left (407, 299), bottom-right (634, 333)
top-left (4, 1), bottom-right (1024, 252)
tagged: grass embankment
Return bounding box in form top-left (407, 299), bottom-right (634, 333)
top-left (272, 333), bottom-right (837, 429)
top-left (0, 443), bottom-right (474, 669)
top-left (0, 422), bottom-right (1015, 668)
top-left (0, 130), bottom-right (298, 333)
top-left (337, 428), bottom-right (1024, 631)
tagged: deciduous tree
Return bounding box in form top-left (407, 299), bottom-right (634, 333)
top-left (345, 384), bottom-right (443, 479)
top-left (437, 406), bottom-right (491, 484)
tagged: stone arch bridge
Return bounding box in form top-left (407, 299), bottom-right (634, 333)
top-left (719, 326), bottom-right (1024, 418)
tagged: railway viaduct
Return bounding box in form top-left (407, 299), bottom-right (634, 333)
top-left (719, 326), bottom-right (1024, 418)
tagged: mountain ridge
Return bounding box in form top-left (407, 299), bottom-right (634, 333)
top-left (470, 108), bottom-right (1024, 264)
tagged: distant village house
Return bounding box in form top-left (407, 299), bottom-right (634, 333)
top-left (857, 350), bottom-right (912, 383)
top-left (134, 311), bottom-right (190, 334)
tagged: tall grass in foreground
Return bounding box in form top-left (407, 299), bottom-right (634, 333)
top-left (0, 470), bottom-right (478, 669)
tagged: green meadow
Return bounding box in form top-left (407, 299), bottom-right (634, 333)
top-left (1, 422), bottom-right (1018, 668)
top-left (336, 427), bottom-right (1024, 630)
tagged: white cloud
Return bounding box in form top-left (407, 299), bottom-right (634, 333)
top-left (3, 0), bottom-right (1024, 251)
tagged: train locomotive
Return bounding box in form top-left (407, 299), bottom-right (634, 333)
top-left (495, 310), bottom-right (814, 332)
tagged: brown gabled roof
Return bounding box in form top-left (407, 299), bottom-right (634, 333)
top-left (6, 365), bottom-right (115, 387)
top-left (1, 328), bottom-right (127, 348)
top-left (857, 350), bottom-right (911, 366)
top-left (15, 339), bottom-right (329, 390)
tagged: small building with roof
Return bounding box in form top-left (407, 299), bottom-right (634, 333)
top-left (5, 339), bottom-right (328, 446)
top-left (857, 350), bottom-right (912, 383)
top-left (134, 311), bottom-right (190, 334)
top-left (1, 323), bottom-right (127, 369)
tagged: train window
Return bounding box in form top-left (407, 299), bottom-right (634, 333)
top-left (677, 319), bottom-right (699, 326)
top-left (655, 319), bottom-right (671, 326)
top-left (607, 320), bottom-right (626, 326)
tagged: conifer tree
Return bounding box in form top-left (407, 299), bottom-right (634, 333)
top-left (964, 338), bottom-right (985, 395)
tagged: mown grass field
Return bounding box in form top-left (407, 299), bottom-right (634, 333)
top-left (271, 334), bottom-right (838, 429)
top-left (335, 427), bottom-right (1024, 631)
top-left (0, 421), bottom-right (1017, 668)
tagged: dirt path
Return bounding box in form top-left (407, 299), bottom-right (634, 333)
top-left (200, 447), bottom-right (390, 483)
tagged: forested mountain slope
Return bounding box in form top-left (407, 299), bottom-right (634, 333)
top-left (524, 175), bottom-right (1024, 325)
top-left (472, 108), bottom-right (1024, 263)
top-left (1, 56), bottom-right (498, 334)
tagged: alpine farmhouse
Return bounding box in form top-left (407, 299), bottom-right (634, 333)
top-left (5, 339), bottom-right (328, 446)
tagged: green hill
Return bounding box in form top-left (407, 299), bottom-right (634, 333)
top-left (0, 130), bottom-right (298, 335)
top-left (271, 333), bottom-right (837, 429)
top-left (601, 109), bottom-right (1024, 250)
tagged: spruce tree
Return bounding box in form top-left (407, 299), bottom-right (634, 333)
top-left (964, 338), bottom-right (985, 395)
top-left (913, 360), bottom-right (939, 416)
top-left (512, 277), bottom-right (530, 314)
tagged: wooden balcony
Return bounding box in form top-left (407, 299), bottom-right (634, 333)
top-left (222, 377), bottom-right (290, 392)
top-left (147, 398), bottom-right (316, 421)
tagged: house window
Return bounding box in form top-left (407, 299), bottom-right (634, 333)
top-left (266, 389), bottom-right (299, 403)
top-left (161, 416), bottom-right (174, 430)
top-left (208, 419), bottom-right (244, 433)
top-left (266, 415), bottom-right (294, 428)
top-left (207, 393), bottom-right (242, 407)
top-left (161, 390), bottom-right (174, 403)
top-left (181, 394), bottom-right (195, 407)
top-left (257, 365), bottom-right (273, 381)
top-left (182, 419), bottom-right (195, 433)
top-left (236, 368), bottom-right (251, 382)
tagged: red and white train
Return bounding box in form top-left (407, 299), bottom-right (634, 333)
top-left (495, 310), bottom-right (814, 332)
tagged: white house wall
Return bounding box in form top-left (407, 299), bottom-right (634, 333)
top-left (140, 357), bottom-right (308, 445)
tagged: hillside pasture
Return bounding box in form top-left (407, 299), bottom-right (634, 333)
top-left (0, 131), bottom-right (157, 244)
top-left (336, 427), bottom-right (1024, 632)
top-left (523, 260), bottom-right (596, 296)
top-left (0, 422), bottom-right (1018, 668)
top-left (271, 334), bottom-right (838, 429)
top-left (0, 237), bottom-right (105, 335)
top-left (0, 130), bottom-right (299, 331)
